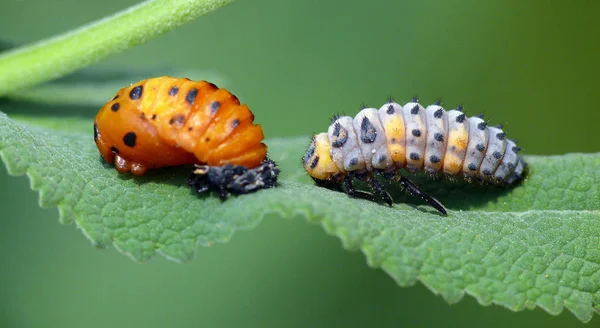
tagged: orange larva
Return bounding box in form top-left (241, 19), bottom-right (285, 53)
top-left (302, 99), bottom-right (527, 215)
top-left (94, 76), bottom-right (279, 198)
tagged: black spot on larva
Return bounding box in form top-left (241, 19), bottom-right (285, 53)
top-left (476, 144), bottom-right (485, 152)
top-left (186, 88), bottom-right (198, 105)
top-left (386, 105), bottom-right (395, 115)
top-left (434, 133), bottom-right (444, 142)
top-left (187, 127), bottom-right (193, 131)
top-left (303, 143), bottom-right (316, 165)
top-left (410, 105), bottom-right (419, 115)
top-left (475, 113), bottom-right (484, 119)
top-left (390, 138), bottom-right (398, 144)
top-left (168, 86), bottom-right (179, 96)
top-left (231, 119), bottom-right (240, 129)
top-left (123, 132), bottom-right (137, 147)
top-left (111, 95), bottom-right (119, 101)
top-left (429, 155), bottom-right (440, 163)
top-left (468, 163), bottom-right (477, 171)
top-left (434, 99), bottom-right (442, 105)
top-left (169, 114), bottom-right (185, 126)
top-left (512, 146), bottom-right (521, 153)
top-left (331, 122), bottom-right (348, 148)
top-left (205, 137), bottom-right (211, 142)
top-left (378, 154), bottom-right (387, 163)
top-left (507, 163), bottom-right (516, 171)
top-left (129, 85), bottom-right (143, 100)
top-left (140, 113), bottom-right (146, 120)
top-left (411, 97), bottom-right (418, 103)
top-left (496, 132), bottom-right (506, 140)
top-left (493, 151), bottom-right (503, 159)
top-left (93, 123), bottom-right (99, 140)
top-left (349, 157), bottom-right (359, 167)
top-left (409, 152), bottom-right (420, 161)
top-left (412, 129), bottom-right (421, 137)
top-left (111, 146), bottom-right (119, 154)
top-left (477, 122), bottom-right (487, 130)
top-left (434, 108), bottom-right (443, 118)
top-left (456, 113), bottom-right (466, 123)
top-left (110, 102), bottom-right (120, 112)
top-left (456, 105), bottom-right (464, 112)
top-left (151, 114), bottom-right (157, 120)
top-left (483, 169), bottom-right (492, 176)
top-left (310, 156), bottom-right (319, 169)
top-left (360, 117), bottom-right (377, 144)
top-left (210, 101), bottom-right (220, 113)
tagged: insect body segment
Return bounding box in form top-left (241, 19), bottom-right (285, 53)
top-left (303, 99), bottom-right (526, 215)
top-left (94, 76), bottom-right (278, 198)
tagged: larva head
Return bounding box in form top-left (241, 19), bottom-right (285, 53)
top-left (302, 133), bottom-right (344, 184)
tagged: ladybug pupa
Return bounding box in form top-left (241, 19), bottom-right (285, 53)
top-left (302, 98), bottom-right (527, 215)
top-left (94, 76), bottom-right (279, 199)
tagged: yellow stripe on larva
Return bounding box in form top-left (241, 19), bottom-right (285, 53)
top-left (384, 118), bottom-right (406, 166)
top-left (443, 120), bottom-right (469, 175)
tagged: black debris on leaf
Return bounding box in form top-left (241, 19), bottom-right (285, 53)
top-left (188, 158), bottom-right (280, 199)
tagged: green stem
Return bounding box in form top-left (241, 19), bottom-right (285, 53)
top-left (0, 0), bottom-right (232, 97)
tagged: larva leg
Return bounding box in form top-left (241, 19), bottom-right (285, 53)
top-left (398, 175), bottom-right (448, 215)
top-left (343, 175), bottom-right (375, 201)
top-left (366, 176), bottom-right (393, 206)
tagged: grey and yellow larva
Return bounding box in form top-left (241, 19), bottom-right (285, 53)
top-left (302, 98), bottom-right (527, 215)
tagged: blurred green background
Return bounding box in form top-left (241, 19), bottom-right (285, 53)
top-left (1, 0), bottom-right (599, 327)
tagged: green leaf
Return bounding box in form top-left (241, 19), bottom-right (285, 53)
top-left (0, 0), bottom-right (232, 97)
top-left (1, 112), bottom-right (599, 322)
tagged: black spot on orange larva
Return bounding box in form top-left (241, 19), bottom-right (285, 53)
top-left (151, 114), bottom-right (157, 120)
top-left (476, 144), bottom-right (485, 152)
top-left (93, 123), bottom-right (99, 140)
top-left (429, 155), bottom-right (441, 163)
top-left (434, 133), bottom-right (444, 142)
top-left (493, 151), bottom-right (502, 159)
top-left (205, 137), bottom-right (210, 142)
top-left (409, 152), bottom-right (420, 161)
top-left (210, 101), bottom-right (220, 113)
top-left (410, 105), bottom-right (419, 115)
top-left (187, 127), bottom-right (193, 132)
top-left (123, 132), bottom-right (137, 147)
top-left (129, 85), bottom-right (143, 100)
top-left (310, 156), bottom-right (319, 169)
top-left (360, 117), bottom-right (377, 144)
top-left (169, 86), bottom-right (179, 96)
top-left (456, 113), bottom-right (466, 123)
top-left (468, 163), bottom-right (477, 171)
top-left (434, 108), bottom-right (443, 118)
top-left (386, 105), bottom-right (395, 115)
top-left (231, 119), bottom-right (240, 129)
top-left (390, 138), bottom-right (398, 144)
top-left (186, 88), bottom-right (198, 105)
top-left (169, 115), bottom-right (185, 127)
top-left (412, 129), bottom-right (421, 137)
top-left (111, 102), bottom-right (120, 112)
top-left (111, 146), bottom-right (119, 154)
top-left (111, 95), bottom-right (119, 100)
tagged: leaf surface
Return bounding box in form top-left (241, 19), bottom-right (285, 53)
top-left (1, 112), bottom-right (598, 322)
